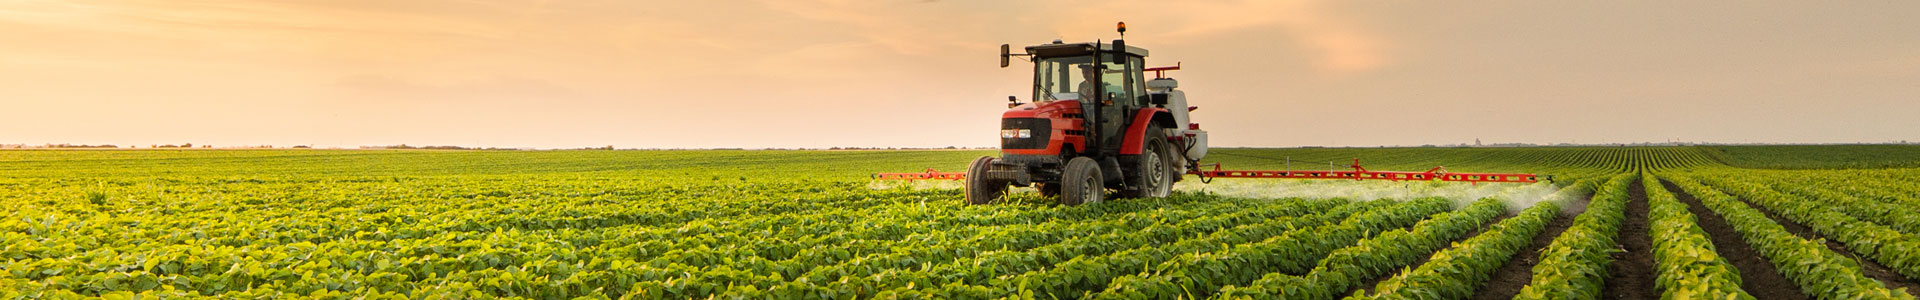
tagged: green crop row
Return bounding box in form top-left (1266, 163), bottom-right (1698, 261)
top-left (845, 198), bottom-right (1357, 292)
top-left (776, 196), bottom-right (1346, 287)
top-left (997, 197), bottom-right (1451, 299)
top-left (1086, 196), bottom-right (1473, 299)
top-left (1796, 173), bottom-right (1920, 207)
top-left (1209, 197), bottom-right (1508, 300)
top-left (1342, 176), bottom-right (1597, 300)
top-left (1640, 173), bottom-right (1752, 299)
top-left (1692, 175), bottom-right (1920, 280)
top-left (1665, 175), bottom-right (1914, 300)
top-left (1348, 198), bottom-right (1560, 299)
top-left (1733, 173), bottom-right (1920, 234)
top-left (1513, 172), bottom-right (1637, 299)
top-left (1698, 144), bottom-right (1920, 169)
top-left (852, 198), bottom-right (1436, 299)
top-left (821, 197), bottom-right (1383, 299)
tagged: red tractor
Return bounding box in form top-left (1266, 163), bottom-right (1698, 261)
top-left (877, 23), bottom-right (1542, 205)
top-left (968, 23), bottom-right (1210, 205)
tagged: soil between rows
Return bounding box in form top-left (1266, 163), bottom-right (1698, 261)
top-left (1470, 211), bottom-right (1575, 300)
top-left (1703, 182), bottom-right (1920, 296)
top-left (1660, 180), bottom-right (1806, 300)
top-left (1350, 213), bottom-right (1516, 297)
top-left (1603, 179), bottom-right (1657, 300)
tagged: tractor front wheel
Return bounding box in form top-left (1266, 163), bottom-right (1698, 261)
top-left (964, 156), bottom-right (1006, 205)
top-left (1061, 157), bottom-right (1104, 205)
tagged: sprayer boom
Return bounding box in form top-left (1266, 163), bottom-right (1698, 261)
top-left (1189, 158), bottom-right (1543, 184)
top-left (876, 158), bottom-right (1545, 184)
top-left (873, 168), bottom-right (967, 181)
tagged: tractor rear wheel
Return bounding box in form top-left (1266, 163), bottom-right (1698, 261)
top-left (1061, 157), bottom-right (1103, 205)
top-left (964, 156), bottom-right (1005, 205)
top-left (1122, 125), bottom-right (1176, 198)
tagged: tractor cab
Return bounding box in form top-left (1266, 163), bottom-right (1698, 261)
top-left (1014, 42), bottom-right (1151, 156)
top-left (1024, 42), bottom-right (1149, 107)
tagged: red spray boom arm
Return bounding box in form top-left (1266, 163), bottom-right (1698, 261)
top-left (875, 158), bottom-right (1544, 184)
top-left (1188, 158), bottom-right (1542, 184)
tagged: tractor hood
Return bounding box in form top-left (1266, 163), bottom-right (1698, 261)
top-left (1002, 100), bottom-right (1082, 119)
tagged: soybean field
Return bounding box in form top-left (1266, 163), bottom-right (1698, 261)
top-left (3, 146), bottom-right (1919, 299)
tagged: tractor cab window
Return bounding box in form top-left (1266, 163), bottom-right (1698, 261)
top-left (1033, 56), bottom-right (1093, 102)
top-left (1125, 56), bottom-right (1146, 106)
top-left (1032, 54), bottom-right (1141, 104)
top-left (1099, 55), bottom-right (1141, 106)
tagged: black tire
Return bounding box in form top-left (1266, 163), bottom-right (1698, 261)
top-left (964, 156), bottom-right (1005, 205)
top-left (1171, 140), bottom-right (1188, 183)
top-left (1035, 182), bottom-right (1061, 198)
top-left (1121, 125), bottom-right (1176, 198)
top-left (1061, 157), bottom-right (1103, 205)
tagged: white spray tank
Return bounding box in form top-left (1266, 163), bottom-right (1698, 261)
top-left (1148, 77), bottom-right (1207, 162)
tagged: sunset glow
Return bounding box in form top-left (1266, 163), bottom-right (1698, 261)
top-left (4, 1), bottom-right (1916, 148)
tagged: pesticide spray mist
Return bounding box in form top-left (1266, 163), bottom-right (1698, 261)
top-left (872, 178), bottom-right (1571, 214)
top-left (1175, 179), bottom-right (1566, 214)
top-left (867, 179), bottom-right (966, 191)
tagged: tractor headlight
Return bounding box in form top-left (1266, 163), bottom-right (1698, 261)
top-left (1000, 129), bottom-right (1032, 138)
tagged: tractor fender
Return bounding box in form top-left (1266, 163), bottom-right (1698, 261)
top-left (1119, 108), bottom-right (1176, 155)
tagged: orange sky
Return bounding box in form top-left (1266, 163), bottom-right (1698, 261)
top-left (3, 1), bottom-right (1917, 148)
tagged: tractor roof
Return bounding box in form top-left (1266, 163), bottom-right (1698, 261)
top-left (1025, 41), bottom-right (1148, 58)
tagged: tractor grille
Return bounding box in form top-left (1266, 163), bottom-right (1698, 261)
top-left (1001, 118), bottom-right (1051, 149)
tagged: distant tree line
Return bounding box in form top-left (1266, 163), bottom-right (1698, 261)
top-left (19, 143), bottom-right (121, 149)
top-left (361, 144), bottom-right (524, 150)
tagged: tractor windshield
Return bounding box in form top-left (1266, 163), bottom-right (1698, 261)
top-left (1033, 54), bottom-right (1135, 103)
top-left (1033, 55), bottom-right (1092, 101)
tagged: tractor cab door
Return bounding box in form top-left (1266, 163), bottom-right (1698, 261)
top-left (1091, 54), bottom-right (1146, 152)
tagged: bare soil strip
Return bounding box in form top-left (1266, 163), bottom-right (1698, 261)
top-left (1660, 180), bottom-right (1806, 300)
top-left (1710, 183), bottom-right (1920, 296)
top-left (1470, 211), bottom-right (1574, 300)
top-left (1603, 180), bottom-right (1657, 300)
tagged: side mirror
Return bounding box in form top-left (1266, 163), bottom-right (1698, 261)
top-left (1000, 44), bottom-right (1011, 68)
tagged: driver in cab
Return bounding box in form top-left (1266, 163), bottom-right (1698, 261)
top-left (1074, 65), bottom-right (1116, 102)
